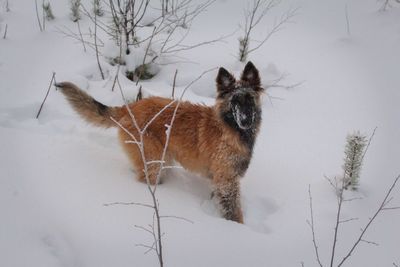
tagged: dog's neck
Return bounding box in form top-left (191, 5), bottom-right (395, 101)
top-left (220, 107), bottom-right (262, 153)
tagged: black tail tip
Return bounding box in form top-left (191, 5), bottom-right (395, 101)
top-left (54, 82), bottom-right (65, 89)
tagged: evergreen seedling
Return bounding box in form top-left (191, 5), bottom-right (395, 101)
top-left (343, 131), bottom-right (367, 190)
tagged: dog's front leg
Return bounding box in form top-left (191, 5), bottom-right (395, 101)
top-left (213, 176), bottom-right (243, 223)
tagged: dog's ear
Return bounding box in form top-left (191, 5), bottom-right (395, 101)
top-left (216, 67), bottom-right (235, 95)
top-left (241, 61), bottom-right (261, 89)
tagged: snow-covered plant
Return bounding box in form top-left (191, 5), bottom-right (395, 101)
top-left (342, 131), bottom-right (367, 190)
top-left (42, 1), bottom-right (55, 21)
top-left (380, 0), bottom-right (400, 11)
top-left (238, 37), bottom-right (249, 63)
top-left (93, 0), bottom-right (104, 17)
top-left (238, 0), bottom-right (297, 62)
top-left (70, 0), bottom-right (81, 22)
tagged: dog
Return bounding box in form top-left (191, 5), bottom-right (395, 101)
top-left (56, 61), bottom-right (264, 223)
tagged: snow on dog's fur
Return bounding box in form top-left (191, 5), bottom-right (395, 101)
top-left (57, 62), bottom-right (264, 223)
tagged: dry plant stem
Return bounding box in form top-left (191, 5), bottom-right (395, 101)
top-left (345, 4), bottom-right (350, 36)
top-left (360, 127), bottom-right (377, 163)
top-left (239, 0), bottom-right (264, 62)
top-left (307, 185), bottom-right (324, 267)
top-left (56, 26), bottom-right (99, 51)
top-left (109, 67), bottom-right (217, 266)
top-left (104, 201), bottom-right (153, 209)
top-left (94, 10), bottom-right (105, 79)
top-left (171, 69), bottom-right (178, 99)
top-left (330, 179), bottom-right (345, 267)
top-left (77, 20), bottom-right (87, 52)
top-left (113, 79), bottom-right (163, 266)
top-left (35, 0), bottom-right (43, 32)
top-left (246, 7), bottom-right (298, 56)
top-left (3, 24), bottom-right (7, 39)
top-left (337, 174), bottom-right (400, 267)
top-left (42, 0), bottom-right (46, 31)
top-left (111, 34), bottom-right (123, 91)
top-left (36, 72), bottom-right (56, 119)
top-left (135, 26), bottom-right (156, 85)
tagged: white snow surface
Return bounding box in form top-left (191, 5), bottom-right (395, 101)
top-left (1, 0), bottom-right (400, 266)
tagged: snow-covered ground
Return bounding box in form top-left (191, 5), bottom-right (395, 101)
top-left (1, 0), bottom-right (399, 266)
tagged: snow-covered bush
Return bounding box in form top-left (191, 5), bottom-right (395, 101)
top-left (238, 0), bottom-right (297, 62)
top-left (43, 1), bottom-right (55, 21)
top-left (93, 0), bottom-right (103, 17)
top-left (70, 0), bottom-right (81, 22)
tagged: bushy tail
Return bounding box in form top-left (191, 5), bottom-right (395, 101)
top-left (56, 82), bottom-right (121, 128)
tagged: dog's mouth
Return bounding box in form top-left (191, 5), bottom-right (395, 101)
top-left (232, 104), bottom-right (255, 130)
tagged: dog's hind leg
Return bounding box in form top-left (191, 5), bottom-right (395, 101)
top-left (212, 174), bottom-right (244, 223)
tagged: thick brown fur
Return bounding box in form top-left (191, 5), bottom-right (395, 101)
top-left (57, 62), bottom-right (264, 223)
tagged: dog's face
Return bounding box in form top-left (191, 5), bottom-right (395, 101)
top-left (216, 61), bottom-right (264, 131)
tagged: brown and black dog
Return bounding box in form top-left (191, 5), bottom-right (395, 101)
top-left (57, 61), bottom-right (264, 223)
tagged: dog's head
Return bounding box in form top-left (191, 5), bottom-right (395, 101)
top-left (216, 61), bottom-right (264, 131)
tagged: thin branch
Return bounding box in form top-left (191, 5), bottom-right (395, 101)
top-left (360, 127), bottom-right (377, 163)
top-left (141, 99), bottom-right (176, 134)
top-left (172, 69), bottom-right (178, 99)
top-left (160, 215), bottom-right (194, 224)
top-left (360, 239), bottom-right (379, 246)
top-left (35, 0), bottom-right (43, 32)
top-left (337, 174), bottom-right (400, 267)
top-left (94, 9), bottom-right (105, 79)
top-left (247, 7), bottom-right (299, 54)
top-left (307, 185), bottom-right (324, 267)
top-left (103, 201), bottom-right (154, 209)
top-left (381, 206), bottom-right (400, 211)
top-left (330, 178), bottom-right (345, 267)
top-left (345, 4), bottom-right (350, 36)
top-left (76, 20), bottom-right (87, 52)
top-left (3, 23), bottom-right (8, 39)
top-left (338, 217), bottom-right (359, 224)
top-left (36, 72), bottom-right (56, 119)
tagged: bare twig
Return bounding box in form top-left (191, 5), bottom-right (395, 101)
top-left (265, 72), bottom-right (304, 90)
top-left (329, 178), bottom-right (345, 267)
top-left (160, 215), bottom-right (194, 224)
top-left (239, 0), bottom-right (298, 62)
top-left (104, 201), bottom-right (153, 209)
top-left (172, 69), bottom-right (178, 99)
top-left (109, 68), bottom-right (215, 266)
top-left (360, 239), bottom-right (379, 246)
top-left (247, 7), bottom-right (298, 55)
top-left (36, 72), bottom-right (56, 119)
top-left (338, 217), bottom-right (359, 224)
top-left (94, 9), bottom-right (105, 79)
top-left (360, 127), bottom-right (377, 163)
top-left (345, 4), bottom-right (350, 37)
top-left (35, 0), bottom-right (43, 32)
top-left (337, 174), bottom-right (400, 267)
top-left (76, 20), bottom-right (87, 52)
top-left (3, 24), bottom-right (7, 39)
top-left (307, 185), bottom-right (324, 267)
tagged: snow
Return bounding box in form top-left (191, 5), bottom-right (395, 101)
top-left (1, 0), bottom-right (400, 266)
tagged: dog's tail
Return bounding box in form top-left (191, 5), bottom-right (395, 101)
top-left (56, 82), bottom-right (122, 128)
